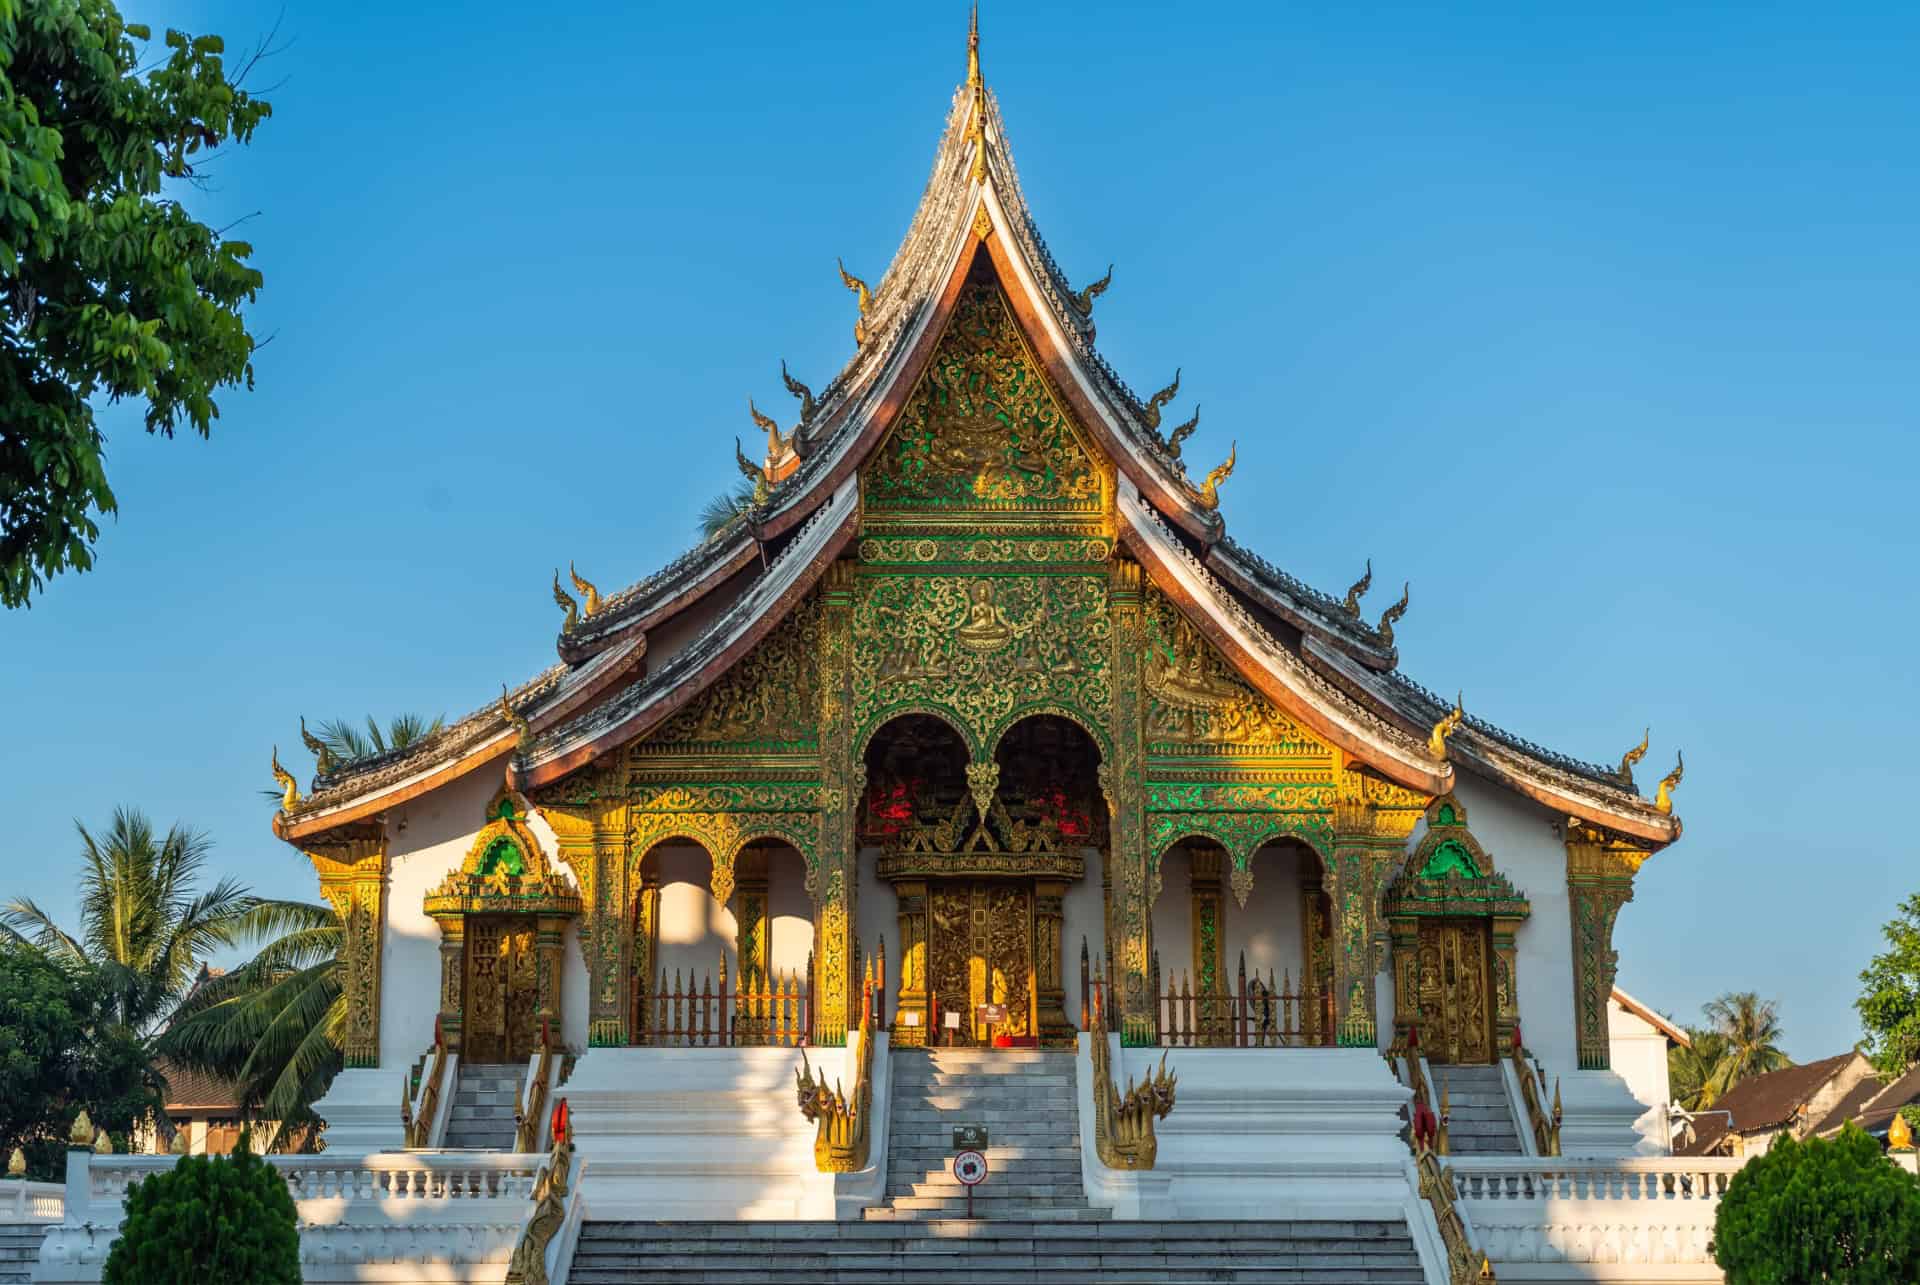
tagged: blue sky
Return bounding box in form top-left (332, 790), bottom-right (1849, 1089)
top-left (3, 1), bottom-right (1915, 1061)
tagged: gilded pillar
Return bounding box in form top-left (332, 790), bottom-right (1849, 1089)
top-left (815, 561), bottom-right (859, 1046)
top-left (892, 879), bottom-right (929, 1046)
top-left (539, 770), bottom-right (630, 1047)
top-left (308, 837), bottom-right (385, 1067)
top-left (1566, 825), bottom-right (1644, 1069)
top-left (734, 849), bottom-right (770, 985)
top-left (1300, 874), bottom-right (1329, 1047)
top-left (1104, 558), bottom-right (1153, 1044)
top-left (437, 916), bottom-right (466, 1052)
top-left (633, 868), bottom-right (660, 1042)
top-left (1189, 848), bottom-right (1226, 998)
top-left (1034, 878), bottom-right (1071, 1044)
top-left (1329, 789), bottom-right (1400, 1049)
top-left (535, 914), bottom-right (567, 1034)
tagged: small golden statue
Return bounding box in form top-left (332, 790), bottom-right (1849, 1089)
top-left (954, 580), bottom-right (1011, 651)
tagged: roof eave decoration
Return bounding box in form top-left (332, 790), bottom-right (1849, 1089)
top-left (1204, 538), bottom-right (1398, 670)
top-left (511, 479), bottom-right (861, 791)
top-left (1116, 479), bottom-right (1451, 797)
top-left (1299, 634), bottom-right (1682, 848)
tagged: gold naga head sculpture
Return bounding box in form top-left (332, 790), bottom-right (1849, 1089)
top-left (1141, 368), bottom-right (1182, 431)
top-left (552, 570), bottom-right (579, 633)
top-left (837, 259), bottom-right (872, 346)
top-left (1377, 582), bottom-right (1410, 647)
top-left (568, 562), bottom-right (602, 618)
top-left (780, 358), bottom-right (817, 422)
top-left (1428, 693), bottom-right (1466, 762)
top-left (270, 747), bottom-right (299, 811)
top-left (1655, 750), bottom-right (1685, 814)
top-left (1197, 441), bottom-right (1236, 511)
top-left (1166, 405), bottom-right (1200, 461)
top-left (1617, 728), bottom-right (1650, 787)
top-left (750, 399), bottom-right (790, 457)
top-left (1342, 559), bottom-right (1373, 618)
top-left (300, 715), bottom-right (336, 776)
top-left (498, 686), bottom-right (533, 750)
top-left (1072, 264), bottom-right (1113, 317)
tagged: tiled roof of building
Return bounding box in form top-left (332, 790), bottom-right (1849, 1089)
top-left (1819, 1063), bottom-right (1920, 1137)
top-left (155, 1059), bottom-right (243, 1113)
top-left (1680, 1053), bottom-right (1855, 1155)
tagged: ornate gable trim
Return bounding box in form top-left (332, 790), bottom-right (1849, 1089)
top-left (1383, 794), bottom-right (1529, 921)
top-left (424, 791), bottom-right (582, 919)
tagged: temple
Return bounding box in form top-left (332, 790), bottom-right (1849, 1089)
top-left (257, 15), bottom-right (1693, 1280)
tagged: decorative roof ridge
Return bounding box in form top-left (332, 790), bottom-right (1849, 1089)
top-left (1123, 490), bottom-right (1441, 782)
top-left (1209, 535), bottom-right (1396, 664)
top-left (559, 524), bottom-right (755, 654)
top-left (1380, 670), bottom-right (1625, 789)
top-left (515, 481), bottom-right (859, 783)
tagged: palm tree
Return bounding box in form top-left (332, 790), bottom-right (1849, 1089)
top-left (0, 809), bottom-right (261, 1034)
top-left (312, 712), bottom-right (446, 767)
top-left (1704, 991), bottom-right (1792, 1096)
top-left (1670, 1028), bottom-right (1732, 1111)
top-left (698, 480), bottom-right (756, 539)
top-left (160, 901), bottom-right (342, 1147)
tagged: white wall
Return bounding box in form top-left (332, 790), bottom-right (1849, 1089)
top-left (647, 842), bottom-right (737, 989)
top-left (1450, 776), bottom-right (1578, 1074)
top-left (1608, 999), bottom-right (1674, 1114)
top-left (855, 845), bottom-right (899, 1015)
top-left (379, 764), bottom-right (511, 1067)
top-left (1233, 843), bottom-right (1309, 993)
top-left (1151, 846), bottom-right (1194, 999)
top-left (1061, 844), bottom-right (1106, 1026)
top-left (766, 846), bottom-right (814, 981)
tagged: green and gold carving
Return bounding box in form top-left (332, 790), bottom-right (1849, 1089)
top-left (650, 598), bottom-right (823, 750)
top-left (1566, 823), bottom-right (1645, 1070)
top-left (307, 835), bottom-right (385, 1068)
top-left (864, 276), bottom-right (1104, 514)
top-left (1106, 558), bottom-right (1154, 1043)
top-left (815, 562), bottom-right (860, 1045)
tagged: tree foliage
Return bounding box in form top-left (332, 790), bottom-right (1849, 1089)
top-left (1670, 1027), bottom-right (1733, 1111)
top-left (0, 807), bottom-right (261, 1032)
top-left (1858, 893), bottom-right (1920, 1076)
top-left (0, 942), bottom-right (160, 1178)
top-left (0, 0), bottom-right (272, 608)
top-left (1713, 1124), bottom-right (1920, 1283)
top-left (698, 480), bottom-right (755, 539)
top-left (161, 900), bottom-right (342, 1143)
top-left (102, 1140), bottom-right (300, 1285)
top-left (312, 712), bottom-right (446, 767)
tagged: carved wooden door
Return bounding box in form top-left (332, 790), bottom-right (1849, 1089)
top-left (927, 881), bottom-right (1033, 1043)
top-left (1415, 917), bottom-right (1493, 1064)
top-left (464, 915), bottom-right (540, 1063)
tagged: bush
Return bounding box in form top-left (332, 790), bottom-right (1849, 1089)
top-left (1713, 1123), bottom-right (1920, 1283)
top-left (102, 1139), bottom-right (300, 1285)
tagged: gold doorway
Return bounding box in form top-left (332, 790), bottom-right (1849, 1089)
top-left (1415, 917), bottom-right (1493, 1065)
top-left (463, 914), bottom-right (540, 1063)
top-left (927, 881), bottom-right (1033, 1044)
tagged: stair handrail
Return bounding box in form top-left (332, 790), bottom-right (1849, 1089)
top-left (1088, 975), bottom-right (1176, 1170)
top-left (515, 1019), bottom-right (557, 1154)
top-left (1389, 1030), bottom-right (1448, 1155)
top-left (1508, 1028), bottom-right (1561, 1157)
top-left (794, 958), bottom-right (877, 1172)
top-left (1413, 1138), bottom-right (1498, 1285)
top-left (504, 1098), bottom-right (577, 1285)
top-left (406, 1018), bottom-right (449, 1149)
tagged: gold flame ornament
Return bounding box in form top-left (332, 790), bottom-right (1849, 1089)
top-left (1197, 442), bottom-right (1236, 511)
top-left (1141, 368), bottom-right (1182, 431)
top-left (965, 4), bottom-right (987, 184)
top-left (92, 1128), bottom-right (110, 1155)
top-left (1617, 728), bottom-right (1650, 787)
top-left (1655, 750), bottom-right (1684, 814)
top-left (1377, 582), bottom-right (1410, 647)
top-left (1890, 1110), bottom-right (1914, 1151)
top-left (780, 359), bottom-right (816, 421)
top-left (750, 399), bottom-right (790, 457)
top-left (837, 259), bottom-right (872, 346)
top-left (68, 1111), bottom-right (93, 1147)
top-left (1428, 693), bottom-right (1465, 762)
top-left (552, 571), bottom-right (579, 633)
top-left (568, 562), bottom-right (602, 617)
top-left (271, 747), bottom-right (299, 811)
top-left (1166, 406), bottom-right (1200, 461)
top-left (1342, 559), bottom-right (1373, 618)
top-left (735, 437), bottom-right (771, 507)
top-left (1072, 264), bottom-right (1113, 317)
top-left (498, 686), bottom-right (533, 749)
top-left (7, 1147), bottom-right (24, 1177)
top-left (301, 715), bottom-right (336, 775)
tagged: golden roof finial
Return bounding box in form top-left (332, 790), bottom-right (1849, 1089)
top-left (552, 570), bottom-right (579, 633)
top-left (1141, 368), bottom-right (1182, 431)
top-left (780, 359), bottom-right (817, 421)
top-left (966, 3), bottom-right (988, 184)
top-left (498, 685), bottom-right (532, 749)
top-left (750, 398), bottom-right (789, 457)
top-left (301, 715), bottom-right (336, 776)
top-left (1072, 265), bottom-right (1113, 318)
top-left (1377, 582), bottom-right (1410, 647)
top-left (1617, 728), bottom-right (1650, 787)
top-left (1655, 750), bottom-right (1684, 814)
top-left (1429, 692), bottom-right (1466, 762)
top-left (1342, 559), bottom-right (1373, 618)
top-left (1197, 442), bottom-right (1236, 511)
top-left (271, 747), bottom-right (299, 811)
top-left (967, 2), bottom-right (981, 90)
top-left (837, 258), bottom-right (872, 346)
top-left (735, 437), bottom-right (771, 506)
top-left (568, 562), bottom-right (602, 617)
top-left (1167, 405), bottom-right (1200, 461)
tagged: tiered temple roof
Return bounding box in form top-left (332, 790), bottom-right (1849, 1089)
top-left (276, 32), bottom-right (1679, 850)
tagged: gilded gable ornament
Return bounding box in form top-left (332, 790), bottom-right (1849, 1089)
top-left (750, 399), bottom-right (790, 457)
top-left (551, 571), bottom-right (579, 633)
top-left (780, 359), bottom-right (817, 422)
top-left (838, 259), bottom-right (873, 347)
top-left (300, 715), bottom-right (336, 776)
top-left (568, 563), bottom-right (602, 617)
top-left (1616, 728), bottom-right (1649, 789)
top-left (1141, 369), bottom-right (1181, 432)
top-left (271, 747), bottom-right (299, 811)
top-left (424, 791), bottom-right (581, 919)
top-left (1072, 265), bottom-right (1113, 319)
top-left (1377, 582), bottom-right (1410, 647)
top-left (1196, 443), bottom-right (1236, 511)
top-left (1342, 560), bottom-right (1373, 618)
top-left (1428, 693), bottom-right (1465, 762)
top-left (1165, 406), bottom-right (1199, 463)
top-left (1655, 751), bottom-right (1684, 814)
top-left (652, 597), bottom-right (824, 746)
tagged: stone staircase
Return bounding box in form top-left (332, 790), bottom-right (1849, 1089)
top-left (1438, 1064), bottom-right (1523, 1155)
top-left (867, 1047), bottom-right (1098, 1221)
top-left (568, 1219), bottom-right (1426, 1282)
top-left (441, 1062), bottom-right (522, 1150)
top-left (0, 1225), bottom-right (47, 1285)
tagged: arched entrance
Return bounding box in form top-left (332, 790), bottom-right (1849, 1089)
top-left (1383, 795), bottom-right (1531, 1065)
top-left (864, 714), bottom-right (1100, 1047)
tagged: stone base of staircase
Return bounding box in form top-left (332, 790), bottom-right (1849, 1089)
top-left (0, 1225), bottom-right (48, 1285)
top-left (570, 1219), bottom-right (1425, 1283)
top-left (1435, 1065), bottom-right (1523, 1156)
top-left (442, 1062), bottom-right (523, 1150)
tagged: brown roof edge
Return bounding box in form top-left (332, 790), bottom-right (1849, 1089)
top-left (1611, 986), bottom-right (1691, 1047)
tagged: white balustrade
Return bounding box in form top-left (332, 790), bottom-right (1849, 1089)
top-left (0, 1179), bottom-right (64, 1222)
top-left (1446, 1156), bottom-right (1747, 1273)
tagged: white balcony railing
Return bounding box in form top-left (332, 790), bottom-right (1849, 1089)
top-left (0, 1179), bottom-right (64, 1223)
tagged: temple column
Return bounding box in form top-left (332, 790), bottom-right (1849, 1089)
top-left (892, 879), bottom-right (929, 1046)
top-left (539, 769), bottom-right (630, 1047)
top-left (1300, 873), bottom-right (1329, 1047)
top-left (815, 561), bottom-right (859, 1046)
top-left (1329, 791), bottom-right (1402, 1049)
top-left (734, 849), bottom-right (770, 986)
top-left (535, 914), bottom-right (567, 1037)
top-left (1566, 825), bottom-right (1646, 1069)
top-left (307, 837), bottom-right (385, 1067)
top-left (1034, 877), bottom-right (1071, 1044)
top-left (1189, 849), bottom-right (1226, 1044)
top-left (1104, 558), bottom-right (1153, 1044)
top-left (436, 916), bottom-right (466, 1053)
top-left (632, 867), bottom-right (661, 1043)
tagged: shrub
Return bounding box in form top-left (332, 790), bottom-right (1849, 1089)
top-left (1713, 1123), bottom-right (1920, 1283)
top-left (102, 1138), bottom-right (300, 1285)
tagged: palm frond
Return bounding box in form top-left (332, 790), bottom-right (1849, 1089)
top-left (698, 481), bottom-right (757, 539)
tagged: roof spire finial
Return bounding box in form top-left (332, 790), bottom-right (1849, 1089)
top-left (966, 3), bottom-right (988, 184)
top-left (968, 3), bottom-right (981, 91)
